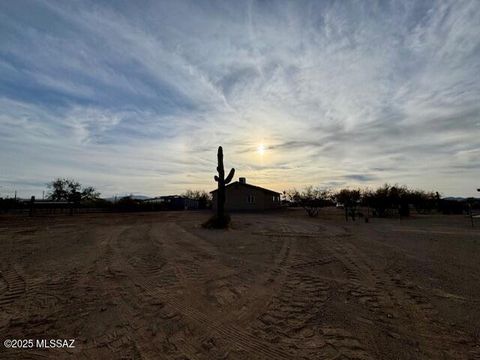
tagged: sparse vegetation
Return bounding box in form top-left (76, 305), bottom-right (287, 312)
top-left (286, 184), bottom-right (448, 219)
top-left (362, 184), bottom-right (439, 217)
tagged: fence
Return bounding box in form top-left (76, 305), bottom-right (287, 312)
top-left (0, 197), bottom-right (109, 216)
top-left (0, 196), bottom-right (207, 216)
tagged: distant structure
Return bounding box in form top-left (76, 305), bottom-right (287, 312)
top-left (211, 177), bottom-right (281, 211)
top-left (143, 195), bottom-right (199, 210)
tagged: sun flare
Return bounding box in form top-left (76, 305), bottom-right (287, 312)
top-left (257, 143), bottom-right (266, 155)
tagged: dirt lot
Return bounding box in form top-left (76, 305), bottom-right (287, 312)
top-left (0, 209), bottom-right (479, 359)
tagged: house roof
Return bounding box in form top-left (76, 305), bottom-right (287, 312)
top-left (210, 181), bottom-right (281, 195)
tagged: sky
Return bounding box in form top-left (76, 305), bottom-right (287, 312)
top-left (1, 0), bottom-right (479, 198)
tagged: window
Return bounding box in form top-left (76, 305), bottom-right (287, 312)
top-left (247, 194), bottom-right (256, 204)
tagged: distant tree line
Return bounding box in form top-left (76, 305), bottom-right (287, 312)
top-left (284, 184), bottom-right (479, 218)
top-left (0, 177), bottom-right (215, 214)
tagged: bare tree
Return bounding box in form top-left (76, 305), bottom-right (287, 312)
top-left (47, 178), bottom-right (100, 203)
top-left (287, 186), bottom-right (332, 217)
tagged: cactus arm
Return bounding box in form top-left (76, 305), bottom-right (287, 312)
top-left (214, 175), bottom-right (219, 182)
top-left (225, 168), bottom-right (235, 184)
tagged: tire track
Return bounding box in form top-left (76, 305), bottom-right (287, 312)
top-left (92, 225), bottom-right (179, 360)
top-left (112, 223), bottom-right (293, 359)
top-left (209, 224), bottom-right (295, 327)
top-left (325, 233), bottom-right (479, 358)
top-left (0, 266), bottom-right (26, 307)
top-left (249, 225), bottom-right (374, 360)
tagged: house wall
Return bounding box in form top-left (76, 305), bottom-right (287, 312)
top-left (263, 192), bottom-right (281, 210)
top-left (212, 184), bottom-right (280, 211)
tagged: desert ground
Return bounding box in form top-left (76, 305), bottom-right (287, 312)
top-left (0, 209), bottom-right (479, 360)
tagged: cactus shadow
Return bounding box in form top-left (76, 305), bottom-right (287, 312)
top-left (202, 214), bottom-right (231, 229)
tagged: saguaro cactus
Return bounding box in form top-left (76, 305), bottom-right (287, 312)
top-left (214, 146), bottom-right (235, 222)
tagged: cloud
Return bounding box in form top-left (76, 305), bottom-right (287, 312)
top-left (343, 174), bottom-right (378, 182)
top-left (0, 0), bottom-right (479, 198)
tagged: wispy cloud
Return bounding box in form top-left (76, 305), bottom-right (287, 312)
top-left (0, 0), bottom-right (479, 197)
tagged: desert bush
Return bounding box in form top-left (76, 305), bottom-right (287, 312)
top-left (286, 186), bottom-right (333, 217)
top-left (284, 183), bottom-right (450, 218)
top-left (361, 184), bottom-right (410, 217)
top-left (358, 184), bottom-right (444, 217)
top-left (335, 189), bottom-right (361, 207)
top-left (335, 189), bottom-right (361, 220)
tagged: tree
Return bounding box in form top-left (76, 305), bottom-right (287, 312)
top-left (408, 189), bottom-right (438, 214)
top-left (47, 178), bottom-right (100, 203)
top-left (182, 189), bottom-right (211, 209)
top-left (361, 184), bottom-right (438, 217)
top-left (362, 184), bottom-right (399, 217)
top-left (81, 186), bottom-right (101, 201)
top-left (287, 186), bottom-right (333, 217)
top-left (335, 189), bottom-right (361, 221)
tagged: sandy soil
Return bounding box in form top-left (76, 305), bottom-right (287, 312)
top-left (0, 209), bottom-right (479, 359)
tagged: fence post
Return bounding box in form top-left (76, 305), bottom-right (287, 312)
top-left (29, 196), bottom-right (35, 217)
top-left (471, 206), bottom-right (474, 228)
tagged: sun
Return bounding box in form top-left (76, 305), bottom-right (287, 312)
top-left (257, 143), bottom-right (266, 155)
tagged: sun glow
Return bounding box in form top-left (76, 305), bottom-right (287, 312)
top-left (257, 143), bottom-right (266, 155)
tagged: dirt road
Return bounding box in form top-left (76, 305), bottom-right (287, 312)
top-left (0, 210), bottom-right (479, 359)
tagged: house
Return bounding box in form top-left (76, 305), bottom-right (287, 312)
top-left (211, 177), bottom-right (281, 211)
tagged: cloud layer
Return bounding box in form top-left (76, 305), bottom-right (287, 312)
top-left (1, 0), bottom-right (479, 197)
